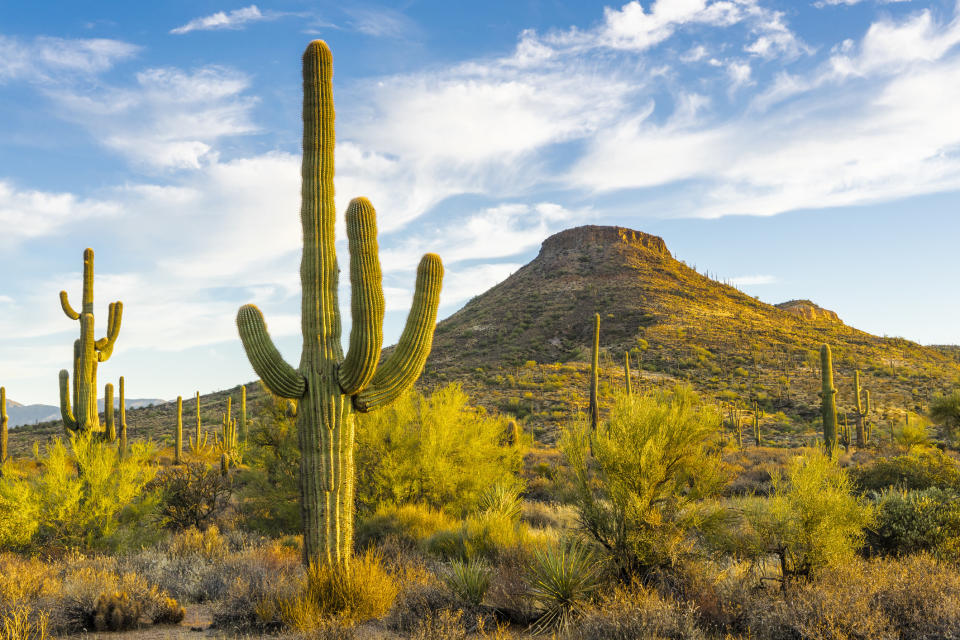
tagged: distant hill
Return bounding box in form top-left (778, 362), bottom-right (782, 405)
top-left (421, 225), bottom-right (960, 439)
top-left (5, 397), bottom-right (166, 430)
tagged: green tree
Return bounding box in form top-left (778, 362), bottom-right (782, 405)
top-left (562, 387), bottom-right (726, 577)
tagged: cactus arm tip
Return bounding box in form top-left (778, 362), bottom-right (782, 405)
top-left (339, 197), bottom-right (385, 395)
top-left (236, 304), bottom-right (306, 399)
top-left (60, 291), bottom-right (80, 320)
top-left (353, 252), bottom-right (443, 413)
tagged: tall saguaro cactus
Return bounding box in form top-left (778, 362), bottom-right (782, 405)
top-left (104, 383), bottom-right (116, 442)
top-left (118, 377), bottom-right (127, 455)
top-left (852, 370), bottom-right (871, 448)
top-left (175, 396), bottom-right (183, 465)
top-left (58, 248), bottom-right (123, 434)
top-left (589, 313), bottom-right (600, 430)
top-left (235, 41), bottom-right (443, 567)
top-left (623, 351), bottom-right (632, 397)
top-left (820, 344), bottom-right (838, 449)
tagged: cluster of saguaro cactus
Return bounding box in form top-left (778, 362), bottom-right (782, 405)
top-left (189, 391), bottom-right (209, 455)
top-left (174, 396), bottom-right (184, 465)
top-left (0, 387), bottom-right (7, 472)
top-left (589, 313), bottom-right (600, 430)
top-left (852, 370), bottom-right (871, 447)
top-left (752, 400), bottom-right (763, 447)
top-left (215, 397), bottom-right (239, 467)
top-left (820, 344), bottom-right (838, 449)
top-left (236, 40), bottom-right (443, 566)
top-left (59, 248), bottom-right (123, 435)
top-left (729, 404), bottom-right (743, 449)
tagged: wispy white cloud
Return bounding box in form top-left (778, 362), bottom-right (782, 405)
top-left (815, 0), bottom-right (912, 7)
top-left (170, 5), bottom-right (275, 35)
top-left (0, 35), bottom-right (138, 82)
top-left (0, 181), bottom-right (120, 244)
top-left (343, 6), bottom-right (418, 39)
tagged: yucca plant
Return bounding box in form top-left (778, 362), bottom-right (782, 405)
top-left (526, 540), bottom-right (600, 634)
top-left (478, 482), bottom-right (523, 522)
top-left (443, 557), bottom-right (491, 607)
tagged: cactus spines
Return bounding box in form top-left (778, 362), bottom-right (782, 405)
top-left (174, 396), bottom-right (183, 465)
top-left (853, 370), bottom-right (871, 448)
top-left (623, 351), bottom-right (632, 397)
top-left (58, 248), bottom-right (123, 434)
top-left (589, 313), bottom-right (600, 431)
top-left (118, 377), bottom-right (127, 455)
top-left (104, 383), bottom-right (116, 442)
top-left (0, 387), bottom-right (7, 469)
top-left (820, 344), bottom-right (838, 450)
top-left (235, 41), bottom-right (443, 567)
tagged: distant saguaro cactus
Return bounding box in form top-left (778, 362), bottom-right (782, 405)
top-left (236, 41), bottom-right (443, 566)
top-left (852, 370), bottom-right (871, 448)
top-left (240, 385), bottom-right (247, 444)
top-left (104, 383), bottom-right (116, 442)
top-left (820, 344), bottom-right (838, 449)
top-left (58, 248), bottom-right (123, 434)
top-left (118, 377), bottom-right (127, 455)
top-left (589, 313), bottom-right (600, 431)
top-left (623, 351), bottom-right (632, 397)
top-left (195, 391), bottom-right (202, 444)
top-left (175, 396), bottom-right (183, 465)
top-left (752, 400), bottom-right (763, 447)
top-left (0, 387), bottom-right (7, 469)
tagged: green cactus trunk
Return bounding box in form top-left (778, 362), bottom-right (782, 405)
top-left (753, 400), bottom-right (762, 447)
top-left (623, 351), bottom-right (632, 397)
top-left (118, 377), bottom-right (127, 456)
top-left (104, 383), bottom-right (116, 442)
top-left (589, 313), bottom-right (600, 431)
top-left (240, 385), bottom-right (247, 444)
top-left (0, 387), bottom-right (7, 469)
top-left (175, 396), bottom-right (183, 465)
top-left (58, 248), bottom-right (123, 435)
top-left (820, 344), bottom-right (838, 450)
top-left (236, 41), bottom-right (443, 567)
top-left (853, 370), bottom-right (870, 448)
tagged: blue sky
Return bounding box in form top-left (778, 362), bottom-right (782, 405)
top-left (1, 0), bottom-right (958, 404)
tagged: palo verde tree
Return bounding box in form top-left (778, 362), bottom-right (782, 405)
top-left (236, 41), bottom-right (443, 566)
top-left (58, 248), bottom-right (123, 434)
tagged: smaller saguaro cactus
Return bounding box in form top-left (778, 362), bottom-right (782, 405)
top-left (589, 313), bottom-right (600, 431)
top-left (220, 453), bottom-right (228, 477)
top-left (118, 377), bottom-right (127, 455)
top-left (174, 396), bottom-right (183, 465)
top-left (839, 413), bottom-right (851, 451)
top-left (623, 351), bottom-right (632, 397)
top-left (240, 385), bottom-right (247, 444)
top-left (216, 397), bottom-right (239, 468)
top-left (504, 419), bottom-right (521, 447)
top-left (0, 387), bottom-right (8, 470)
top-left (730, 405), bottom-right (743, 449)
top-left (104, 383), bottom-right (116, 442)
top-left (852, 370), bottom-right (870, 448)
top-left (752, 400), bottom-right (763, 447)
top-left (820, 344), bottom-right (839, 450)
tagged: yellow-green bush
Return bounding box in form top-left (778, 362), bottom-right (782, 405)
top-left (355, 385), bottom-right (522, 516)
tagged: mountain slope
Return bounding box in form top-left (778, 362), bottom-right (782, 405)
top-left (421, 225), bottom-right (960, 438)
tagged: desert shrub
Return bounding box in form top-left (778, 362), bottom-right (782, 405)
top-left (0, 555), bottom-right (60, 603)
top-left (356, 503), bottom-right (455, 550)
top-left (410, 609), bottom-right (468, 640)
top-left (569, 583), bottom-right (704, 640)
top-left (0, 434), bottom-right (158, 551)
top-left (91, 592), bottom-right (140, 631)
top-left (151, 463), bottom-right (232, 531)
top-left (562, 388), bottom-right (726, 576)
top-left (930, 390), bottom-right (960, 438)
top-left (851, 449), bottom-right (960, 493)
top-left (0, 606), bottom-right (49, 640)
top-left (443, 557), bottom-right (490, 607)
top-left (237, 389), bottom-right (301, 535)
top-left (867, 487), bottom-right (960, 560)
top-left (735, 449), bottom-right (873, 583)
top-left (355, 385), bottom-right (522, 516)
top-left (277, 550), bottom-right (397, 630)
top-left (526, 540), bottom-right (601, 633)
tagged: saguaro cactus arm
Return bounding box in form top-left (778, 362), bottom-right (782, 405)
top-left (353, 254), bottom-right (443, 412)
top-left (95, 302), bottom-right (123, 359)
top-left (237, 305), bottom-right (306, 398)
top-left (338, 198), bottom-right (385, 395)
top-left (59, 369), bottom-right (78, 431)
top-left (60, 292), bottom-right (80, 320)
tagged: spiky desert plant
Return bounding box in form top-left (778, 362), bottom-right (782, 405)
top-left (527, 540), bottom-right (600, 634)
top-left (0, 386), bottom-right (7, 470)
top-left (235, 41), bottom-right (443, 566)
top-left (820, 344), bottom-right (838, 450)
top-left (174, 396), bottom-right (183, 465)
top-left (118, 377), bottom-right (127, 455)
top-left (852, 370), bottom-right (871, 448)
top-left (104, 382), bottom-right (116, 442)
top-left (589, 313), bottom-right (600, 431)
top-left (58, 248), bottom-right (123, 434)
top-left (623, 351), bottom-right (632, 397)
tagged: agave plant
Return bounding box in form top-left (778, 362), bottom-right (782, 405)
top-left (478, 482), bottom-right (523, 522)
top-left (443, 556), bottom-right (491, 607)
top-left (526, 540), bottom-right (601, 634)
